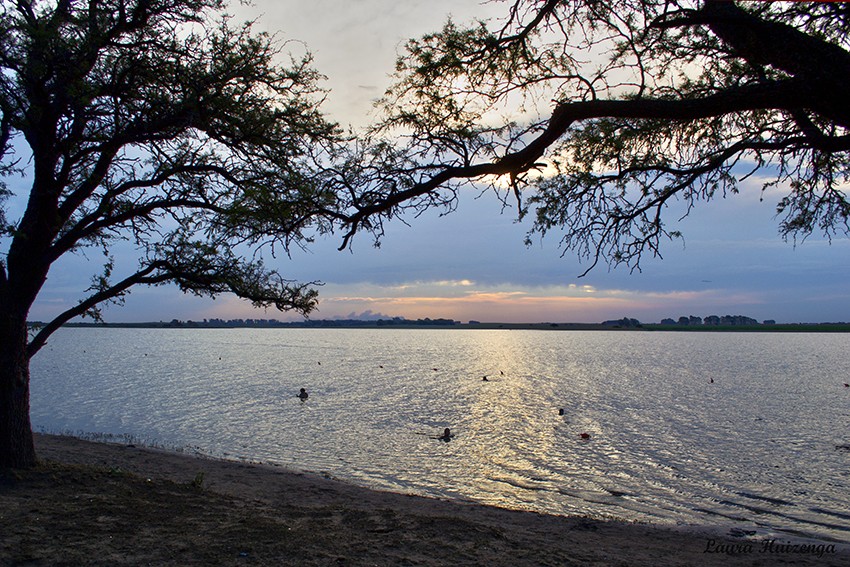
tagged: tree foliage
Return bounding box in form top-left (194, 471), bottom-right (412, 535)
top-left (0, 0), bottom-right (341, 355)
top-left (332, 0), bottom-right (850, 273)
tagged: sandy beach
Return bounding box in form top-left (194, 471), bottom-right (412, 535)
top-left (0, 434), bottom-right (845, 565)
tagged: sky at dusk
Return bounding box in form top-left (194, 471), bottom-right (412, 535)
top-left (20, 0), bottom-right (850, 325)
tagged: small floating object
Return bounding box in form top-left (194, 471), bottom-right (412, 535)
top-left (437, 427), bottom-right (453, 442)
top-left (432, 368), bottom-right (439, 371)
top-left (709, 378), bottom-right (714, 383)
top-left (482, 375), bottom-right (488, 381)
top-left (579, 432), bottom-right (591, 440)
top-left (844, 383), bottom-right (849, 387)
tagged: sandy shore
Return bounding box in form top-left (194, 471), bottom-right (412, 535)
top-left (0, 434), bottom-right (845, 566)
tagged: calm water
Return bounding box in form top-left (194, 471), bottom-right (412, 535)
top-left (29, 328), bottom-right (850, 542)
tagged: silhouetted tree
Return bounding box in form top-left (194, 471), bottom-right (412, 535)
top-left (0, 0), bottom-right (340, 467)
top-left (331, 1), bottom-right (850, 273)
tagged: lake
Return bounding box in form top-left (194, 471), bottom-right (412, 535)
top-left (29, 327), bottom-right (850, 542)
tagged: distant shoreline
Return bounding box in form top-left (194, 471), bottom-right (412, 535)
top-left (33, 321), bottom-right (850, 332)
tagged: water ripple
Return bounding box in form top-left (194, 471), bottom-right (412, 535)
top-left (30, 327), bottom-right (850, 543)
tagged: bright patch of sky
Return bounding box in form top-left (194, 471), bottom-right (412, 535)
top-left (21, 1), bottom-right (850, 324)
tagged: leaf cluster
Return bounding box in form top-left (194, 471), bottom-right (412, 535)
top-left (341, 0), bottom-right (850, 272)
top-left (0, 0), bottom-right (341, 354)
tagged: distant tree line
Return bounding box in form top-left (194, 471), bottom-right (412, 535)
top-left (57, 317), bottom-right (461, 329)
top-left (659, 315), bottom-right (771, 326)
top-left (601, 318), bottom-right (643, 328)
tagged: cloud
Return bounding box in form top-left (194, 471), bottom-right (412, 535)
top-left (238, 0), bottom-right (505, 128)
top-left (305, 281), bottom-right (772, 324)
top-left (336, 309), bottom-right (394, 320)
top-left (435, 279), bottom-right (475, 287)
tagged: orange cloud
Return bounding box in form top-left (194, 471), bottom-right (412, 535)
top-left (311, 282), bottom-right (766, 323)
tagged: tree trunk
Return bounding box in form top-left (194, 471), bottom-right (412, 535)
top-left (0, 318), bottom-right (37, 469)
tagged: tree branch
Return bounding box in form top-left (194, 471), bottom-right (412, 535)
top-left (339, 78), bottom-right (815, 248)
top-left (27, 261), bottom-right (168, 357)
top-left (50, 162), bottom-right (239, 262)
top-left (700, 0), bottom-right (850, 127)
top-left (498, 0), bottom-right (562, 44)
top-left (49, 196), bottom-right (228, 263)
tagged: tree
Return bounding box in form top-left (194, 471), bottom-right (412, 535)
top-left (330, 0), bottom-right (850, 273)
top-left (0, 0), bottom-right (340, 468)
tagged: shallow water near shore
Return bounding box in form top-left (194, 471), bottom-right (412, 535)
top-left (29, 327), bottom-right (850, 542)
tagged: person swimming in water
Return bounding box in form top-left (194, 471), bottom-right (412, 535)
top-left (437, 427), bottom-right (453, 442)
top-left (297, 388), bottom-right (308, 401)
